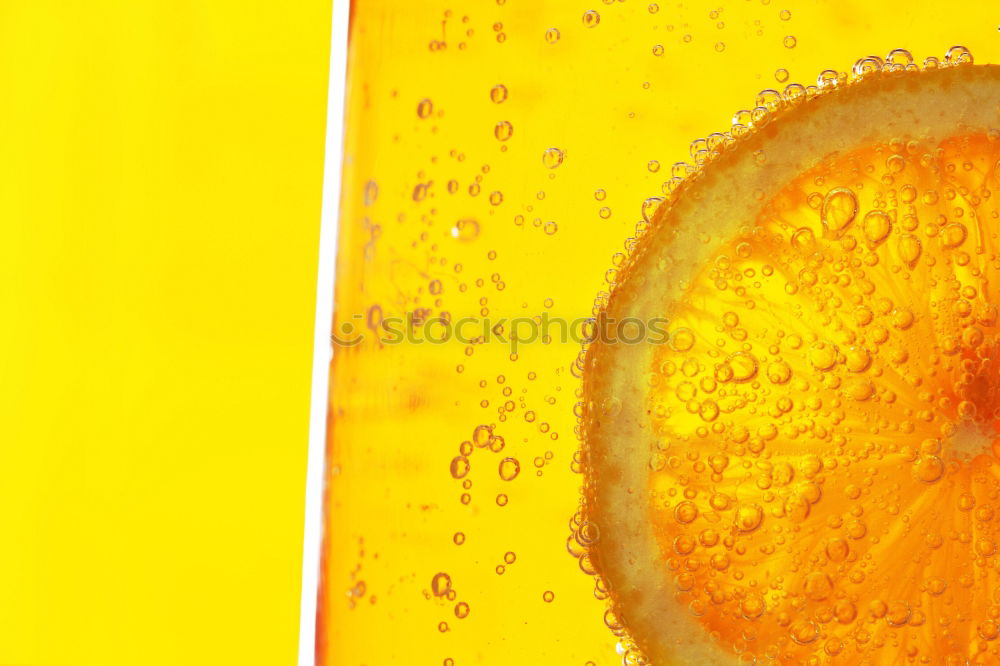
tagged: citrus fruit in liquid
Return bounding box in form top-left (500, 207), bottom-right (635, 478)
top-left (320, 2), bottom-right (1000, 664)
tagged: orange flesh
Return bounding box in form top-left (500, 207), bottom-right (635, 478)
top-left (647, 133), bottom-right (1000, 664)
top-left (582, 64), bottom-right (1000, 666)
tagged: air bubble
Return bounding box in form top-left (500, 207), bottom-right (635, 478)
top-left (886, 601), bottom-right (911, 627)
top-left (886, 48), bottom-right (915, 68)
top-left (363, 180), bottom-right (378, 206)
top-left (826, 538), bottom-right (849, 562)
top-left (450, 456), bottom-right (470, 479)
top-left (670, 328), bottom-right (696, 352)
top-left (674, 501), bottom-right (698, 524)
top-left (913, 456), bottom-right (944, 483)
top-left (789, 620), bottom-right (819, 645)
top-left (790, 227), bottom-right (817, 252)
top-left (862, 210), bottom-right (892, 246)
top-left (803, 572), bottom-right (833, 601)
top-left (493, 120), bottom-right (514, 141)
top-left (431, 572), bottom-right (452, 597)
top-left (726, 352), bottom-right (759, 383)
top-left (543, 147), bottom-right (565, 168)
top-left (766, 360), bottom-right (792, 384)
top-left (499, 457), bottom-right (520, 481)
top-left (808, 341), bottom-right (838, 371)
top-left (735, 503), bottom-right (763, 532)
top-left (451, 219), bottom-right (480, 241)
top-left (740, 594), bottom-right (766, 619)
top-left (945, 45), bottom-right (973, 66)
top-left (642, 197), bottom-right (663, 223)
top-left (843, 346), bottom-right (871, 373)
top-left (490, 84), bottom-right (508, 104)
top-left (897, 234), bottom-right (922, 268)
top-left (821, 187), bottom-right (858, 239)
top-left (853, 55), bottom-right (883, 78)
top-left (940, 222), bottom-right (967, 249)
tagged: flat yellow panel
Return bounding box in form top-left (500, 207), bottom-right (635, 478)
top-left (0, 2), bottom-right (330, 664)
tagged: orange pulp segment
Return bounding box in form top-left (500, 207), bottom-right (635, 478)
top-left (582, 61), bottom-right (1000, 665)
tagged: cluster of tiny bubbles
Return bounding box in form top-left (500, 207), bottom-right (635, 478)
top-left (532, 450), bottom-right (556, 476)
top-left (945, 44), bottom-right (974, 65)
top-left (447, 424), bottom-right (513, 507)
top-left (569, 45), bottom-right (980, 666)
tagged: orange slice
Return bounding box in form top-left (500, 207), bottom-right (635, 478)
top-left (581, 54), bottom-right (1000, 665)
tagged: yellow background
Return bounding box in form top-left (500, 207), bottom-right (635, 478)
top-left (0, 2), bottom-right (330, 664)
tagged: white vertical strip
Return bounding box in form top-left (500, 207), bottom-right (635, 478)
top-left (298, 0), bottom-right (350, 663)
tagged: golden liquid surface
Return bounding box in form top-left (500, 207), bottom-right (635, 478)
top-left (321, 2), bottom-right (1000, 664)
